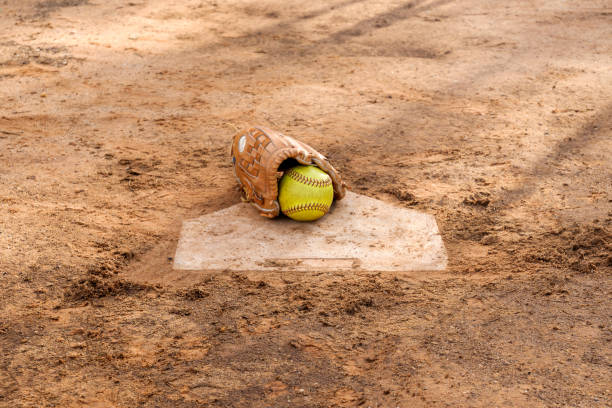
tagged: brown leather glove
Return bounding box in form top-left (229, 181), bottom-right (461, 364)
top-left (231, 126), bottom-right (346, 218)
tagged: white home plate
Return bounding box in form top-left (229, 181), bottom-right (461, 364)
top-left (173, 192), bottom-right (447, 272)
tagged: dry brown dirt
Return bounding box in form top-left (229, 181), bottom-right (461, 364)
top-left (1, 0), bottom-right (611, 407)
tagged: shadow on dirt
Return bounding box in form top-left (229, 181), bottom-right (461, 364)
top-left (327, 0), bottom-right (454, 43)
top-left (499, 103), bottom-right (612, 207)
top-left (35, 0), bottom-right (88, 18)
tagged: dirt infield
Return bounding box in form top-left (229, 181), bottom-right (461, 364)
top-left (1, 0), bottom-right (610, 406)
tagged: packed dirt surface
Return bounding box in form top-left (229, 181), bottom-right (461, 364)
top-left (1, 0), bottom-right (611, 407)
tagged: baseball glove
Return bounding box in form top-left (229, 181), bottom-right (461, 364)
top-left (231, 126), bottom-right (346, 218)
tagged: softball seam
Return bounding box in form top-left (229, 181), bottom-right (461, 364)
top-left (285, 167), bottom-right (332, 188)
top-left (282, 202), bottom-right (330, 215)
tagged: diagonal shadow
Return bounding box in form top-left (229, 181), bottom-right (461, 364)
top-left (497, 103), bottom-right (612, 208)
top-left (287, 0), bottom-right (367, 22)
top-left (224, 0), bottom-right (368, 38)
top-left (325, 0), bottom-right (455, 44)
top-left (196, 0), bottom-right (454, 60)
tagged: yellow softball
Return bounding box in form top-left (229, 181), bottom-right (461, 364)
top-left (278, 165), bottom-right (334, 221)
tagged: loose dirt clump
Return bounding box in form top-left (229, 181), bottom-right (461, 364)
top-left (64, 277), bottom-right (151, 301)
top-left (178, 287), bottom-right (210, 301)
top-left (384, 186), bottom-right (418, 204)
top-left (0, 42), bottom-right (73, 67)
top-left (462, 191), bottom-right (491, 207)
